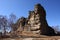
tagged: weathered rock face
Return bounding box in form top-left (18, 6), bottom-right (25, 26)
top-left (28, 4), bottom-right (55, 35)
top-left (13, 4), bottom-right (56, 36)
top-left (16, 17), bottom-right (27, 31)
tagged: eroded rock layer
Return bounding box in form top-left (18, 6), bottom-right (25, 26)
top-left (27, 4), bottom-right (55, 35)
top-left (16, 4), bottom-right (55, 36)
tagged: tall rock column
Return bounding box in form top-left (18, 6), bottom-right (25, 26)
top-left (28, 4), bottom-right (55, 36)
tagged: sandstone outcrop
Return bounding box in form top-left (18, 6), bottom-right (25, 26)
top-left (27, 4), bottom-right (56, 36)
top-left (16, 4), bottom-right (56, 36)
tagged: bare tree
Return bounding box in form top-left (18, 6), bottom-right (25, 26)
top-left (0, 14), bottom-right (17, 36)
top-left (0, 15), bottom-right (7, 35)
top-left (8, 13), bottom-right (17, 31)
top-left (9, 13), bottom-right (16, 24)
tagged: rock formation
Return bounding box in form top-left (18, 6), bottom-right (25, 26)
top-left (16, 17), bottom-right (27, 31)
top-left (27, 4), bottom-right (55, 35)
top-left (16, 4), bottom-right (56, 36)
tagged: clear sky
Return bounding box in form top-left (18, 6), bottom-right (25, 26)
top-left (0, 0), bottom-right (60, 26)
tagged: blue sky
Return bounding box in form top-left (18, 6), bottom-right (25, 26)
top-left (0, 0), bottom-right (60, 26)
